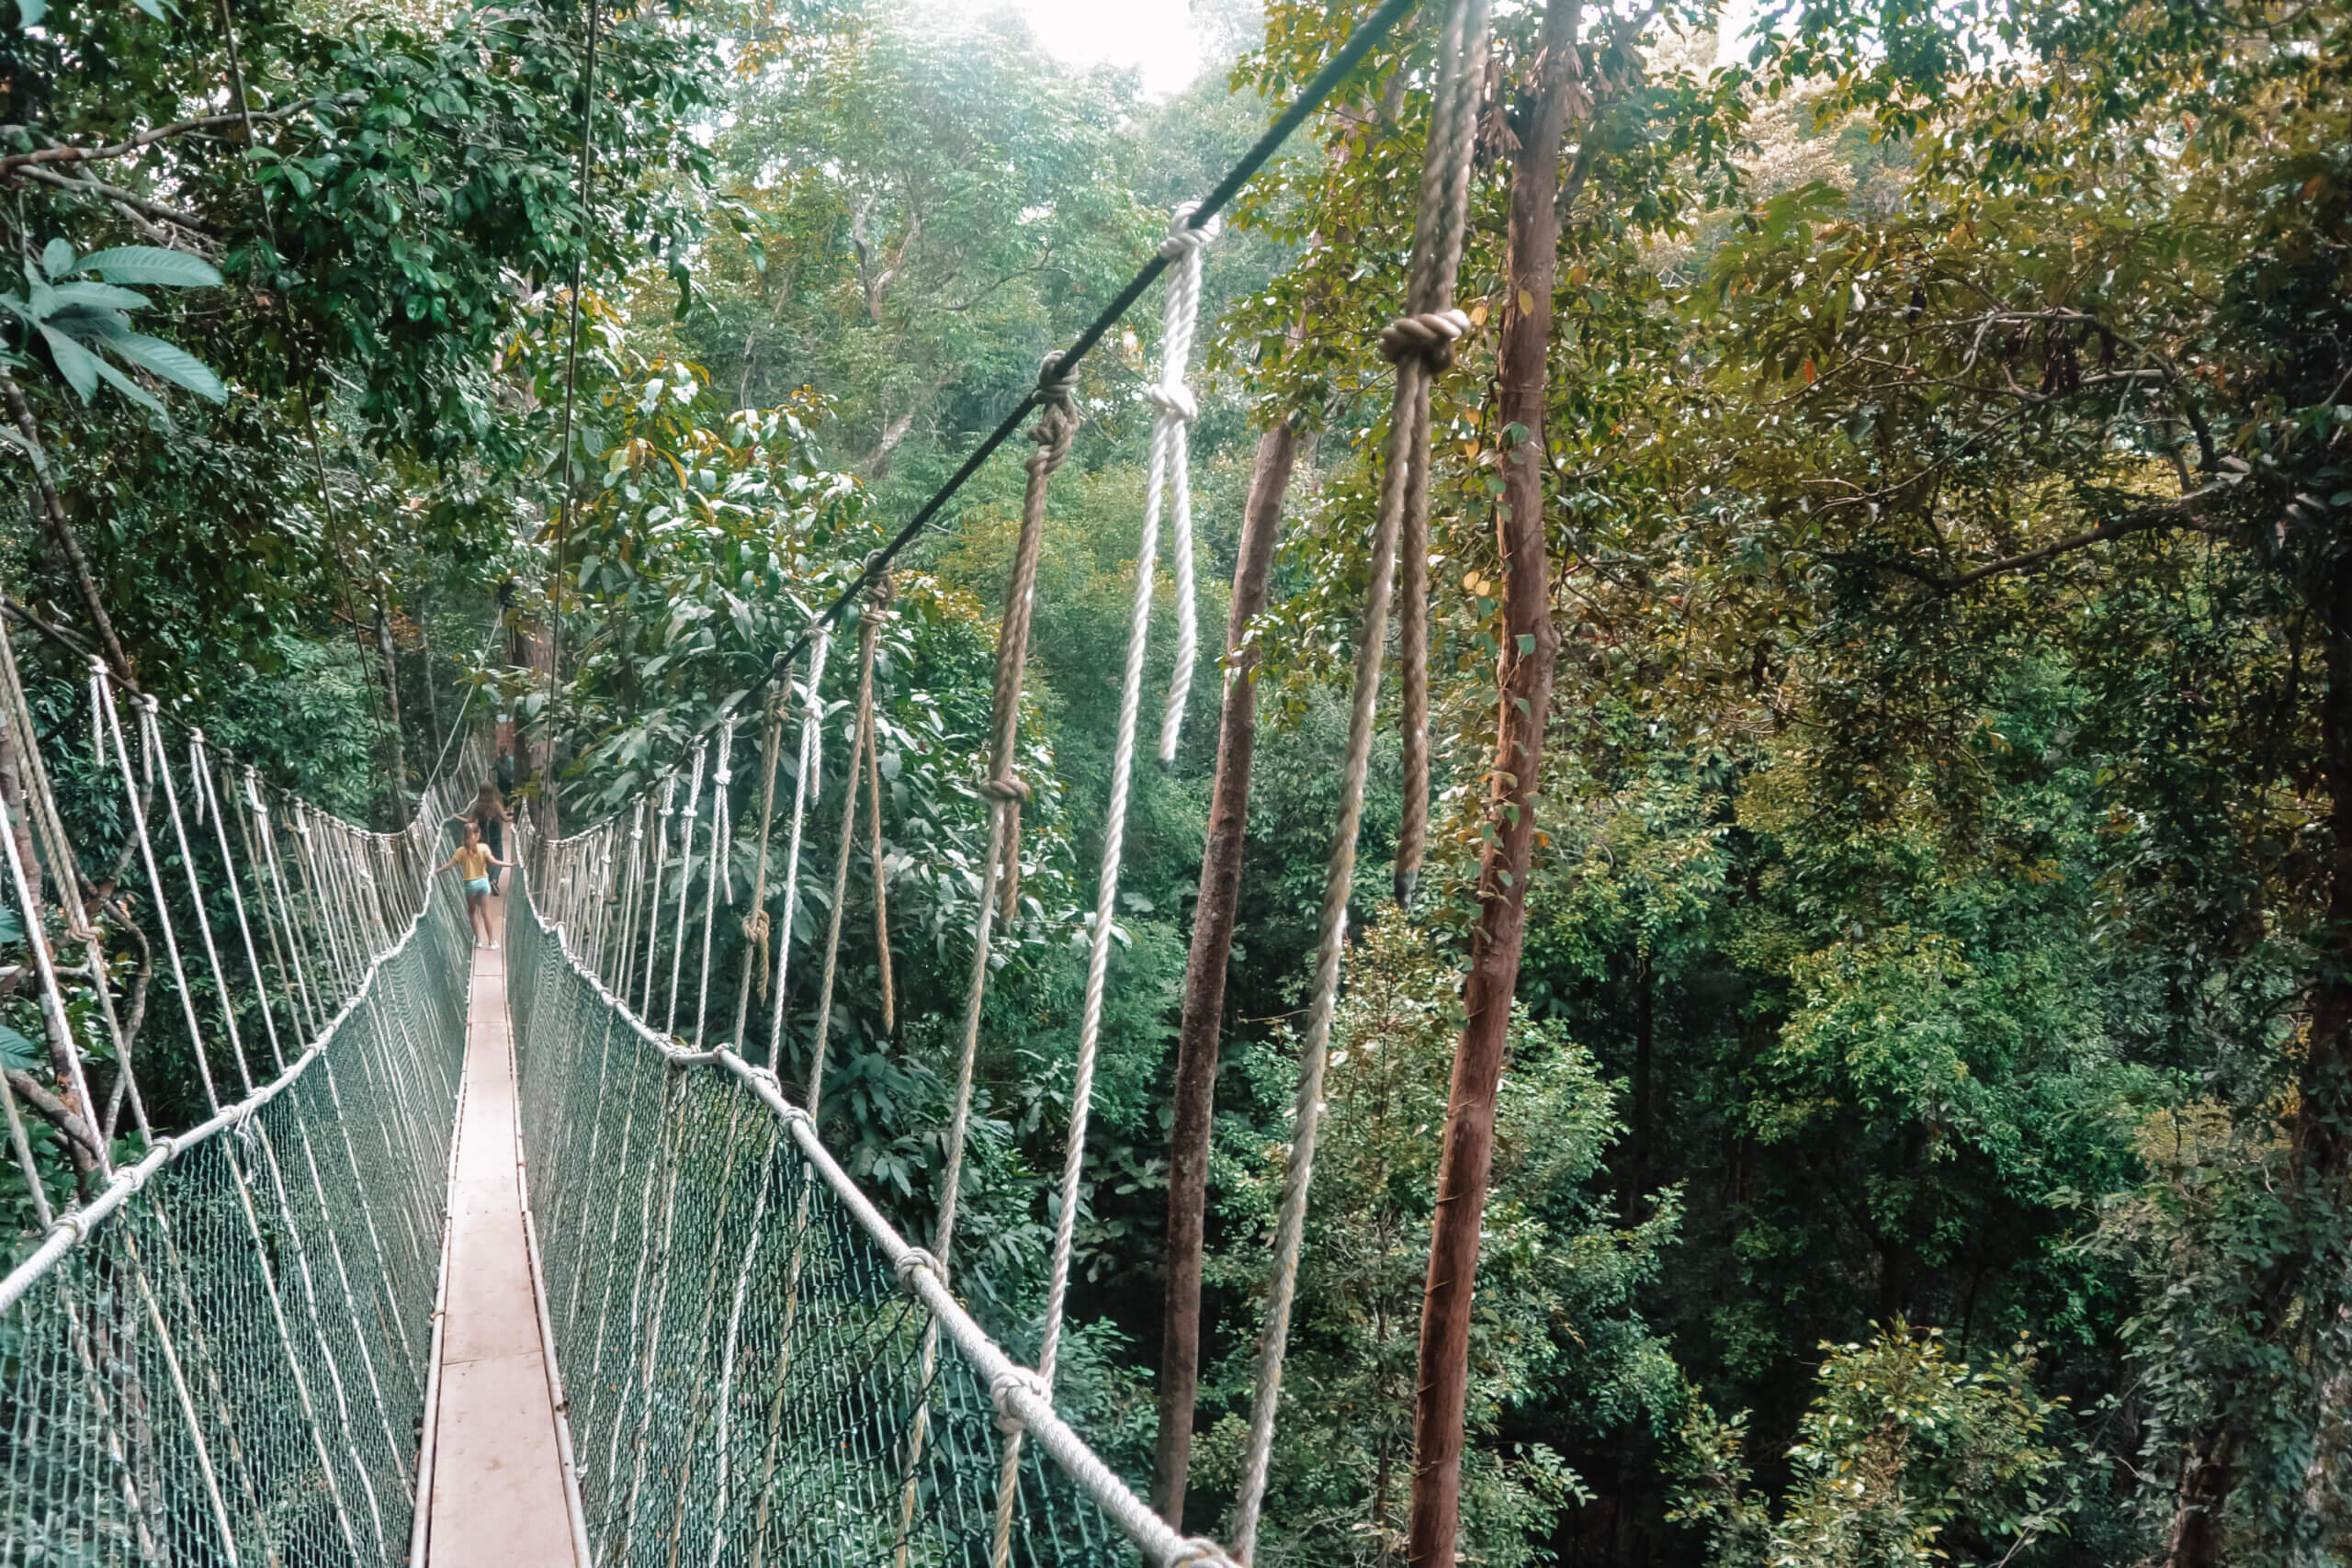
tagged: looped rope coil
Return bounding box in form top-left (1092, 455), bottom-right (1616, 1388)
top-left (988, 1365), bottom-right (1051, 1437)
top-left (893, 1247), bottom-right (944, 1292)
top-left (1377, 306), bottom-right (1475, 370)
top-left (1151, 201), bottom-right (1215, 767)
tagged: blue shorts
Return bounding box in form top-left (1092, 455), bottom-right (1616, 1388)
top-left (464, 876), bottom-right (491, 897)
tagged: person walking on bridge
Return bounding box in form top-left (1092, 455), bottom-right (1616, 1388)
top-left (462, 780), bottom-right (513, 893)
top-left (436, 819), bottom-right (512, 950)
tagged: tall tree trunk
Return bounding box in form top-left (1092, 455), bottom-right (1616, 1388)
top-left (1405, 3), bottom-right (1577, 1562)
top-left (372, 588), bottom-right (408, 820)
top-left (1627, 949), bottom-right (1653, 1224)
top-left (0, 370), bottom-right (133, 682)
top-left (414, 613), bottom-right (445, 771)
top-left (1151, 415), bottom-right (1299, 1527)
top-left (513, 612), bottom-right (559, 839)
top-left (2172, 563), bottom-right (2352, 1562)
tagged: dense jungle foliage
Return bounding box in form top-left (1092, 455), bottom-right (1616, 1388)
top-left (5, 0), bottom-right (2350, 1559)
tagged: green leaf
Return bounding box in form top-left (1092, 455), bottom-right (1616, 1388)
top-left (0, 1021), bottom-right (40, 1072)
top-left (106, 333), bottom-right (227, 401)
top-left (14, 0), bottom-right (46, 28)
top-left (91, 357), bottom-right (168, 418)
top-left (74, 247), bottom-right (221, 288)
top-left (37, 324), bottom-right (100, 400)
top-left (47, 281), bottom-right (152, 311)
top-left (0, 904), bottom-right (20, 944)
top-left (38, 239), bottom-right (73, 280)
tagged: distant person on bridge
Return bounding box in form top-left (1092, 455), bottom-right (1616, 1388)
top-left (436, 820), bottom-right (512, 950)
top-left (464, 780), bottom-right (512, 893)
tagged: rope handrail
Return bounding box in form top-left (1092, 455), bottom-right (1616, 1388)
top-left (2, 628), bottom-right (482, 1562)
top-left (514, 880), bottom-right (1240, 1568)
top-left (0, 873), bottom-right (443, 1312)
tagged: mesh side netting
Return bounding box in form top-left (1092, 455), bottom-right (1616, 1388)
top-left (506, 888), bottom-right (1135, 1568)
top-left (0, 898), bottom-right (469, 1566)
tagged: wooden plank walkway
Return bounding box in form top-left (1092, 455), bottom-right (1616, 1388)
top-left (420, 890), bottom-right (586, 1567)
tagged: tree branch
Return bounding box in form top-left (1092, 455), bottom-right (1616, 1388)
top-left (0, 369), bottom-right (136, 684)
top-left (6, 1067), bottom-right (105, 1159)
top-left (0, 104), bottom-right (309, 173)
top-left (14, 166), bottom-right (215, 233)
top-left (1859, 477), bottom-right (2247, 592)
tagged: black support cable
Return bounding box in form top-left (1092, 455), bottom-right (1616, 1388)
top-left (549, 0), bottom-right (1420, 829)
top-left (773, 0), bottom-right (1421, 673)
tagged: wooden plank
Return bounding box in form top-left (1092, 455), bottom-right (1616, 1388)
top-left (424, 895), bottom-right (582, 1568)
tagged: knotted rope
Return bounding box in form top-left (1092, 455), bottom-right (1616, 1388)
top-left (732, 680), bottom-right (789, 1043)
top-left (1391, 0), bottom-right (1488, 912)
top-left (767, 628), bottom-right (831, 1074)
top-left (1229, 2), bottom-right (1490, 1558)
top-left (1152, 206), bottom-right (1217, 765)
top-left (863, 572), bottom-right (899, 1032)
top-left (985, 355), bottom-right (1078, 922)
top-left (989, 202), bottom-right (1217, 1563)
top-left (898, 354), bottom-right (1080, 1568)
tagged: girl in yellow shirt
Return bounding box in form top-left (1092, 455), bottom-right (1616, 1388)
top-left (435, 819), bottom-right (514, 950)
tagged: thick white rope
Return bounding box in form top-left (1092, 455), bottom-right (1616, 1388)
top-left (663, 741), bottom-right (707, 1038)
top-left (522, 902), bottom-right (1239, 1568)
top-left (766, 627), bottom-right (831, 1070)
top-left (989, 203), bottom-right (1217, 1559)
top-left (1153, 206), bottom-right (1216, 765)
top-left (693, 720), bottom-right (736, 1046)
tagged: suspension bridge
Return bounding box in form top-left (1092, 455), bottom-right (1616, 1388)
top-left (0, 0), bottom-right (1508, 1558)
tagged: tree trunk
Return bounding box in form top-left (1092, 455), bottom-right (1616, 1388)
top-left (1150, 415), bottom-right (1299, 1527)
top-left (1627, 949), bottom-right (1652, 1224)
top-left (0, 370), bottom-right (133, 682)
top-left (0, 708), bottom-right (42, 918)
top-left (1404, 3), bottom-right (1577, 1562)
top-left (372, 590), bottom-right (409, 821)
top-left (2172, 562), bottom-right (2352, 1562)
top-left (513, 612), bottom-right (559, 839)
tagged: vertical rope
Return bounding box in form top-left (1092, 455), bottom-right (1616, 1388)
top-left (990, 205), bottom-right (1216, 1561)
top-left (730, 682), bottom-right (788, 1051)
top-left (640, 775), bottom-right (675, 1018)
top-left (663, 745), bottom-right (705, 1038)
top-left (693, 720), bottom-right (736, 1046)
top-left (897, 359), bottom-right (1079, 1568)
top-left (1389, 0), bottom-right (1490, 911)
top-left (765, 629), bottom-right (831, 1072)
top-left (1153, 207), bottom-right (1216, 765)
top-left (1230, 4), bottom-right (1487, 1556)
top-left (806, 640), bottom-right (865, 1116)
top-left (862, 581), bottom-right (899, 1033)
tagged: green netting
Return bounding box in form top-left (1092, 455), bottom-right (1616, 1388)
top-left (507, 886), bottom-right (1139, 1568)
top-left (0, 902), bottom-right (469, 1566)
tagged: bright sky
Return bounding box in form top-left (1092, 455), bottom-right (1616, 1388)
top-left (932, 0), bottom-right (1758, 99)
top-left (936, 0), bottom-right (1210, 96)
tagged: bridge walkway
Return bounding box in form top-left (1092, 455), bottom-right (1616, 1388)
top-left (421, 888), bottom-right (585, 1567)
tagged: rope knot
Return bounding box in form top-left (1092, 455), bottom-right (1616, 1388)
top-left (1167, 1540), bottom-right (1241, 1568)
top-left (1027, 354), bottom-right (1080, 471)
top-left (894, 1247), bottom-right (945, 1292)
top-left (988, 1365), bottom-right (1050, 1436)
top-left (976, 773), bottom-right (1031, 805)
top-left (1142, 382), bottom-right (1199, 423)
top-left (1157, 204), bottom-right (1220, 259)
top-left (1377, 308), bottom-right (1475, 371)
